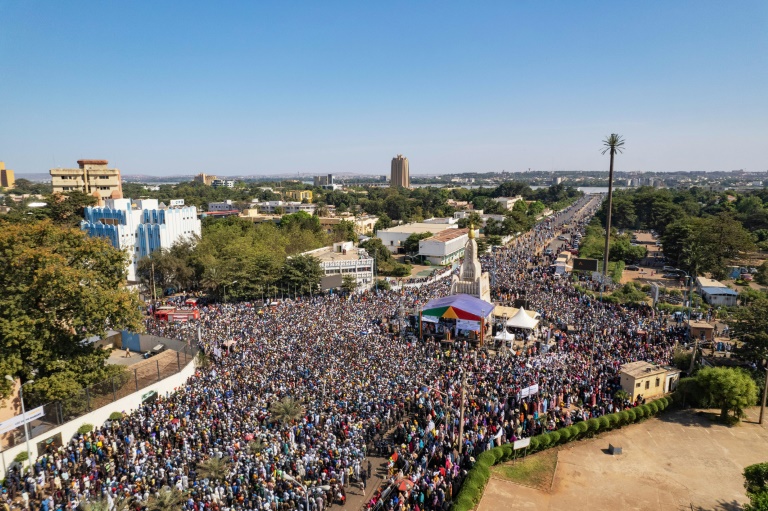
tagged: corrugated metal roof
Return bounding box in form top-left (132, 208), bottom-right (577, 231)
top-left (701, 286), bottom-right (738, 296)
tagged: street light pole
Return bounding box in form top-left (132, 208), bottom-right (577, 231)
top-left (5, 376), bottom-right (34, 473)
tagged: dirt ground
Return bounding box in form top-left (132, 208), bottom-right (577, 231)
top-left (478, 407), bottom-right (768, 511)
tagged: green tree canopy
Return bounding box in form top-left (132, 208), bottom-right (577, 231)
top-left (695, 367), bottom-right (758, 422)
top-left (0, 221), bottom-right (143, 402)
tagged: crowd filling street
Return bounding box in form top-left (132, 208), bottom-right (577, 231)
top-left (2, 196), bottom-right (690, 511)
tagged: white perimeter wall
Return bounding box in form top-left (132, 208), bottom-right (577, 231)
top-left (0, 359), bottom-right (198, 479)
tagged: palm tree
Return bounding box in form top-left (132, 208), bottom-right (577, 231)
top-left (269, 396), bottom-right (305, 424)
top-left (80, 496), bottom-right (131, 511)
top-left (145, 487), bottom-right (187, 511)
top-left (600, 133), bottom-right (626, 293)
top-left (196, 456), bottom-right (231, 482)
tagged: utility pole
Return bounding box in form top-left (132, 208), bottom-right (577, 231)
top-left (458, 371), bottom-right (467, 455)
top-left (688, 337), bottom-right (698, 375)
top-left (760, 367), bottom-right (768, 425)
top-left (150, 260), bottom-right (157, 309)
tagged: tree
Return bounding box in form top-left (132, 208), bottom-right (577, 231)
top-left (145, 487), bottom-right (188, 511)
top-left (269, 396), bottom-right (304, 424)
top-left (695, 367), bottom-right (757, 422)
top-left (730, 297), bottom-right (768, 365)
top-left (373, 213), bottom-right (392, 232)
top-left (341, 275), bottom-right (357, 293)
top-left (403, 232), bottom-right (432, 254)
top-left (756, 262), bottom-right (768, 286)
top-left (600, 133), bottom-right (625, 286)
top-left (196, 456), bottom-right (231, 482)
top-left (45, 191), bottom-right (98, 227)
top-left (281, 255), bottom-right (323, 295)
top-left (744, 462), bottom-right (768, 511)
top-left (0, 221), bottom-right (143, 402)
top-left (331, 220), bottom-right (357, 243)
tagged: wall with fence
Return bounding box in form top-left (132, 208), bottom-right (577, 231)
top-left (0, 336), bottom-right (198, 478)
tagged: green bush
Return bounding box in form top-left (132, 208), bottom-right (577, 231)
top-left (559, 427), bottom-right (572, 443)
top-left (474, 463), bottom-right (491, 481)
top-left (587, 418), bottom-right (600, 433)
top-left (598, 416), bottom-right (611, 430)
top-left (575, 421), bottom-right (589, 435)
top-left (538, 433), bottom-right (552, 448)
top-left (77, 423), bottom-right (94, 435)
top-left (454, 495), bottom-right (475, 511)
top-left (634, 406), bottom-right (646, 419)
top-left (618, 410), bottom-right (630, 425)
top-left (490, 446), bottom-right (505, 463)
top-left (465, 470), bottom-right (487, 490)
top-left (14, 451), bottom-right (28, 463)
top-left (549, 431), bottom-right (561, 445)
top-left (626, 408), bottom-right (637, 422)
top-left (476, 450), bottom-right (495, 467)
top-left (108, 411), bottom-right (124, 421)
top-left (501, 444), bottom-right (514, 462)
top-left (607, 413), bottom-right (620, 428)
top-left (528, 437), bottom-right (540, 451)
top-left (647, 401), bottom-right (659, 414)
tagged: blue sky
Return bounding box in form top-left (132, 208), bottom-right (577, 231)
top-left (1, 1), bottom-right (766, 176)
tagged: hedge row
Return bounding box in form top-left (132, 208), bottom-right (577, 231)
top-left (451, 395), bottom-right (674, 510)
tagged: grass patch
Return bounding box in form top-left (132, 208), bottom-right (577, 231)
top-left (490, 447), bottom-right (558, 491)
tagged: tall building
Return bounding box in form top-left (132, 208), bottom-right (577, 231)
top-left (390, 154), bottom-right (410, 188)
top-left (81, 198), bottom-right (201, 282)
top-left (0, 162), bottom-right (15, 189)
top-left (314, 174), bottom-right (334, 186)
top-left (194, 173), bottom-right (217, 186)
top-left (50, 160), bottom-right (122, 204)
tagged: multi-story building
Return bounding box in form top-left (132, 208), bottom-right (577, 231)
top-left (302, 241), bottom-right (374, 291)
top-left (390, 154), bottom-right (410, 188)
top-left (376, 222), bottom-right (457, 253)
top-left (285, 190), bottom-right (313, 202)
top-left (208, 200), bottom-right (237, 212)
top-left (251, 200), bottom-right (316, 215)
top-left (0, 162), bottom-right (15, 189)
top-left (81, 198), bottom-right (201, 282)
top-left (314, 174), bottom-right (334, 186)
top-left (211, 179), bottom-right (235, 188)
top-left (419, 228), bottom-right (469, 266)
top-left (493, 196), bottom-right (524, 210)
top-left (50, 160), bottom-right (123, 204)
top-left (194, 173), bottom-right (217, 186)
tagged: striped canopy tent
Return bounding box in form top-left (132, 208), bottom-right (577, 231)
top-left (421, 294), bottom-right (495, 321)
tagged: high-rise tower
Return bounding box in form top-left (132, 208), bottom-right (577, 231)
top-left (390, 154), bottom-right (410, 188)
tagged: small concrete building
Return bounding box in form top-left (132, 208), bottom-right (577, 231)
top-left (620, 361), bottom-right (671, 402)
top-left (376, 222), bottom-right (457, 254)
top-left (689, 321), bottom-right (715, 342)
top-left (302, 241), bottom-right (374, 291)
top-left (285, 190), bottom-right (313, 202)
top-left (695, 277), bottom-right (739, 307)
top-left (419, 228), bottom-right (469, 266)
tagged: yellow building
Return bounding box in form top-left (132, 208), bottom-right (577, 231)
top-left (0, 162), bottom-right (15, 189)
top-left (50, 159), bottom-right (122, 204)
top-left (285, 190), bottom-right (313, 202)
top-left (620, 361), bottom-right (677, 402)
top-left (194, 173), bottom-right (217, 186)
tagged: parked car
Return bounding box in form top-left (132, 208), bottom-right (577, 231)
top-left (663, 266), bottom-right (677, 272)
top-left (626, 265), bottom-right (640, 271)
top-left (741, 274), bottom-right (754, 281)
top-left (557, 235), bottom-right (567, 241)
top-left (662, 273), bottom-right (680, 279)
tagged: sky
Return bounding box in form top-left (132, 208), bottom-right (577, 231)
top-left (1, 1), bottom-right (766, 177)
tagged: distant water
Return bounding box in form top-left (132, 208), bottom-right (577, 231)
top-left (410, 184), bottom-right (626, 194)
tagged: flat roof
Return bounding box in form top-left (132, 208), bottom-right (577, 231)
top-left (425, 228), bottom-right (468, 243)
top-left (689, 321), bottom-right (714, 329)
top-left (304, 245), bottom-right (370, 262)
top-left (620, 361), bottom-right (667, 379)
top-left (697, 276), bottom-right (727, 288)
top-left (378, 223), bottom-right (456, 235)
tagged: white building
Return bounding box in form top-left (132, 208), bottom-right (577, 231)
top-left (81, 198), bottom-right (201, 282)
top-left (493, 196), bottom-right (524, 210)
top-left (211, 179), bottom-right (235, 188)
top-left (376, 222), bottom-right (458, 254)
top-left (251, 200), bottom-right (317, 215)
top-left (419, 228), bottom-right (469, 266)
top-left (208, 200), bottom-right (236, 212)
top-left (302, 241), bottom-right (374, 291)
top-left (450, 228), bottom-right (491, 302)
top-left (695, 277), bottom-right (739, 307)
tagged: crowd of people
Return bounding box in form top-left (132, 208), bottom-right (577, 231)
top-left (2, 195), bottom-right (686, 511)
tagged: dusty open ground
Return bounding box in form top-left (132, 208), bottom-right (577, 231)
top-left (478, 406), bottom-right (768, 511)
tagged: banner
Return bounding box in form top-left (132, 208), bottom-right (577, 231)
top-left (513, 437), bottom-right (531, 450)
top-left (456, 319), bottom-right (480, 331)
top-left (519, 384), bottom-right (540, 398)
top-left (421, 315), bottom-right (440, 324)
top-left (0, 406), bottom-right (45, 435)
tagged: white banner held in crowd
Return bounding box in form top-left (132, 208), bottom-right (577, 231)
top-left (456, 319), bottom-right (480, 331)
top-left (519, 383), bottom-right (540, 398)
top-left (0, 406), bottom-right (45, 434)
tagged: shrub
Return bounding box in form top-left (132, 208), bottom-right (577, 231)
top-left (607, 413), bottom-right (620, 428)
top-left (618, 410), bottom-right (630, 425)
top-left (538, 434), bottom-right (552, 448)
top-left (575, 421), bottom-right (589, 435)
top-left (598, 416), bottom-right (611, 430)
top-left (626, 408), bottom-right (637, 422)
top-left (549, 431), bottom-right (561, 445)
top-left (78, 423), bottom-right (94, 435)
top-left (501, 444), bottom-right (514, 462)
top-left (634, 406), bottom-right (646, 419)
top-left (454, 495), bottom-right (475, 511)
top-left (108, 411), bottom-right (124, 421)
top-left (587, 418), bottom-right (600, 434)
top-left (647, 401), bottom-right (659, 414)
top-left (476, 450), bottom-right (496, 467)
top-left (474, 463), bottom-right (491, 481)
top-left (528, 437), bottom-right (540, 451)
top-left (465, 470), bottom-right (487, 489)
top-left (490, 446), bottom-right (505, 463)
top-left (559, 427), bottom-right (572, 443)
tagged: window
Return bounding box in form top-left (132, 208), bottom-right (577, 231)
top-left (645, 380), bottom-right (650, 390)
top-left (636, 382), bottom-right (641, 388)
top-left (656, 378), bottom-right (660, 387)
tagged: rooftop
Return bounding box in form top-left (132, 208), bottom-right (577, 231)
top-left (377, 223), bottom-right (457, 235)
top-left (77, 159), bottom-right (109, 166)
top-left (425, 228), bottom-right (469, 243)
top-left (696, 276), bottom-right (727, 288)
top-left (303, 244), bottom-right (371, 263)
top-left (689, 321), bottom-right (715, 329)
top-left (620, 361), bottom-right (667, 379)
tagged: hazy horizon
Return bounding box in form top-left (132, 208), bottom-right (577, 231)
top-left (1, 1), bottom-right (766, 176)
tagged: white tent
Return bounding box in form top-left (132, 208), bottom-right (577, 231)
top-left (506, 307), bottom-right (540, 330)
top-left (494, 330), bottom-right (516, 342)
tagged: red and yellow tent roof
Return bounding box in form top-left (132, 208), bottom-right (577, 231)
top-left (421, 294), bottom-right (494, 321)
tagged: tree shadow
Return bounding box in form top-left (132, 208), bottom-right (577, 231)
top-left (692, 499), bottom-right (743, 511)
top-left (655, 408), bottom-right (717, 428)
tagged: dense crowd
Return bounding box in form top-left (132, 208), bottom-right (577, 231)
top-left (2, 195), bottom-right (684, 511)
